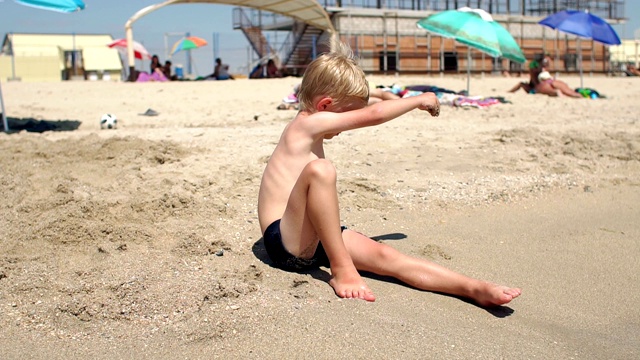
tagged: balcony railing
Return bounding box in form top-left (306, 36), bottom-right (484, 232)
top-left (317, 0), bottom-right (625, 20)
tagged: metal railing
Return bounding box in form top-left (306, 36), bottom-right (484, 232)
top-left (232, 7), bottom-right (275, 58)
top-left (279, 21), bottom-right (309, 65)
top-left (318, 0), bottom-right (625, 20)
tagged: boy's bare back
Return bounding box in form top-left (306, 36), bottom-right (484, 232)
top-left (257, 113), bottom-right (324, 234)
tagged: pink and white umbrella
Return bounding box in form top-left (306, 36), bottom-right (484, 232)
top-left (107, 38), bottom-right (151, 60)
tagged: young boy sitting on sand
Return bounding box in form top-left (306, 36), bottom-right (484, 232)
top-left (257, 39), bottom-right (521, 306)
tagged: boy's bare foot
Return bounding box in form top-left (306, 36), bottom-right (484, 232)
top-left (329, 268), bottom-right (376, 302)
top-left (473, 283), bottom-right (521, 307)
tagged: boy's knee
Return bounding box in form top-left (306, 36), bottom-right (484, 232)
top-left (305, 159), bottom-right (336, 182)
top-left (375, 243), bottom-right (400, 263)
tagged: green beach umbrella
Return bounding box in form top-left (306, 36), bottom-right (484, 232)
top-left (417, 7), bottom-right (525, 93)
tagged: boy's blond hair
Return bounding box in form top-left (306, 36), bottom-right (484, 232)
top-left (297, 39), bottom-right (369, 111)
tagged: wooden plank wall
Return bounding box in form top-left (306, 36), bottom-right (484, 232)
top-left (344, 34), bottom-right (612, 74)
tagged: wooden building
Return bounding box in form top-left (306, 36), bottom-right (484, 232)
top-left (234, 0), bottom-right (626, 76)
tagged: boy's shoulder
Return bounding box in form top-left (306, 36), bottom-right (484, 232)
top-left (282, 111), bottom-right (323, 141)
top-left (290, 110), bottom-right (313, 124)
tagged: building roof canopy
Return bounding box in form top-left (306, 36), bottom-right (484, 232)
top-left (127, 0), bottom-right (335, 33)
top-left (123, 0), bottom-right (334, 77)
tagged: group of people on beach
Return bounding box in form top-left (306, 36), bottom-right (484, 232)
top-left (250, 59), bottom-right (283, 79)
top-left (134, 54), bottom-right (176, 82)
top-left (136, 55), bottom-right (235, 82)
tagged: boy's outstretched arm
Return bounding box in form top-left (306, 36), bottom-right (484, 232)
top-left (308, 92), bottom-right (440, 137)
top-left (367, 91), bottom-right (440, 119)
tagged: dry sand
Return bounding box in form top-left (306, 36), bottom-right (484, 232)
top-left (0, 73), bottom-right (639, 359)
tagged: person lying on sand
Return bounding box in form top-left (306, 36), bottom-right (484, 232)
top-left (278, 83), bottom-right (401, 110)
top-left (257, 39), bottom-right (521, 307)
top-left (625, 64), bottom-right (640, 76)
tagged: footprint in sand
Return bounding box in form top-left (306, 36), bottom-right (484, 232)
top-left (422, 244), bottom-right (452, 260)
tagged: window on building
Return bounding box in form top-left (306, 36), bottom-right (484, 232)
top-left (378, 51), bottom-right (397, 71)
top-left (443, 51), bottom-right (457, 71)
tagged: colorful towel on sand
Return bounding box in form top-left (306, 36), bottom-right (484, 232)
top-left (389, 85), bottom-right (507, 109)
top-left (380, 84), bottom-right (505, 108)
top-left (404, 85), bottom-right (461, 95)
top-left (136, 71), bottom-right (168, 82)
top-left (438, 93), bottom-right (509, 108)
top-left (379, 84), bottom-right (465, 97)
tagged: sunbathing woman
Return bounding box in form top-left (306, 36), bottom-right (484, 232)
top-left (508, 58), bottom-right (544, 94)
top-left (510, 56), bottom-right (581, 98)
top-left (534, 70), bottom-right (582, 98)
top-left (534, 57), bottom-right (581, 97)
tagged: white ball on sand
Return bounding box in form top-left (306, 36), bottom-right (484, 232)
top-left (100, 113), bottom-right (118, 130)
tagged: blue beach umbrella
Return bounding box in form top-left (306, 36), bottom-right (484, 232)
top-left (13, 0), bottom-right (85, 13)
top-left (539, 10), bottom-right (621, 88)
top-left (539, 9), bottom-right (621, 46)
top-left (1, 0), bottom-right (86, 132)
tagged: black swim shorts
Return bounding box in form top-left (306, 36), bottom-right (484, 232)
top-left (263, 219), bottom-right (342, 272)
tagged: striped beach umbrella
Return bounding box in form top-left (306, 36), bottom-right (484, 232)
top-left (108, 38), bottom-right (152, 60)
top-left (171, 36), bottom-right (208, 55)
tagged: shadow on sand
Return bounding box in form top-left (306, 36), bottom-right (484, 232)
top-left (3, 116), bottom-right (82, 133)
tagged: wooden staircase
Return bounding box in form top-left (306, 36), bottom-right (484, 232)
top-left (232, 7), bottom-right (332, 76)
top-left (280, 22), bottom-right (329, 76)
top-left (233, 8), bottom-right (274, 59)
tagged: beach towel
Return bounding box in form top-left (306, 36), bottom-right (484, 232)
top-left (389, 85), bottom-right (504, 109)
top-left (438, 93), bottom-right (506, 109)
top-left (378, 84), bottom-right (467, 98)
top-left (405, 85), bottom-right (460, 95)
top-left (136, 71), bottom-right (168, 82)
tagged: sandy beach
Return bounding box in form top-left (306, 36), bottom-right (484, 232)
top-left (0, 73), bottom-right (639, 359)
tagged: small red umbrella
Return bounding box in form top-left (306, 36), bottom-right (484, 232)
top-left (107, 38), bottom-right (152, 60)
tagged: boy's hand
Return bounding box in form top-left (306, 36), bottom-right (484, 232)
top-left (417, 92), bottom-right (440, 117)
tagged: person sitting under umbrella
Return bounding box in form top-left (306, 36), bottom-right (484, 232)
top-left (534, 56), bottom-right (582, 98)
top-left (250, 59), bottom-right (283, 79)
top-left (508, 58), bottom-right (544, 94)
top-left (509, 56), bottom-right (581, 98)
top-left (536, 73), bottom-right (581, 98)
